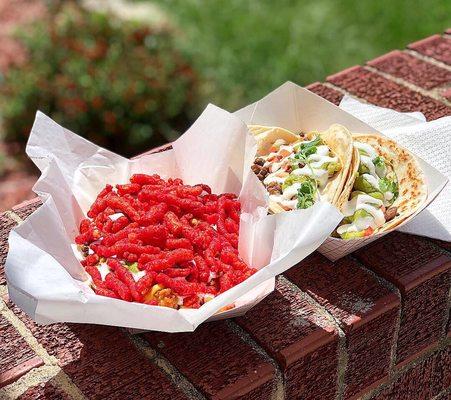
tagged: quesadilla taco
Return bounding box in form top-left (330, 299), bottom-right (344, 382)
top-left (335, 133), bottom-right (427, 239)
top-left (250, 124), bottom-right (354, 213)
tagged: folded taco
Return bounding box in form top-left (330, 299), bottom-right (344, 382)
top-left (335, 133), bottom-right (427, 239)
top-left (250, 124), bottom-right (354, 213)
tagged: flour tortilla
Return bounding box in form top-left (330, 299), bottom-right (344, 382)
top-left (349, 133), bottom-right (427, 233)
top-left (316, 124), bottom-right (355, 207)
top-left (248, 125), bottom-right (299, 156)
top-left (335, 146), bottom-right (360, 211)
top-left (252, 124), bottom-right (354, 210)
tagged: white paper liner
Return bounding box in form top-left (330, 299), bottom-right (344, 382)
top-left (6, 103), bottom-right (342, 332)
top-left (234, 82), bottom-right (448, 261)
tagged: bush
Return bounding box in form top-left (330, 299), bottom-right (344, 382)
top-left (0, 4), bottom-right (199, 157)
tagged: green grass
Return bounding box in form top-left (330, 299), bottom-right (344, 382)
top-left (150, 0), bottom-right (450, 111)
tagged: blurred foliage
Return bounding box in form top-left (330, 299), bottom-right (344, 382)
top-left (0, 3), bottom-right (198, 157)
top-left (151, 0), bottom-right (451, 110)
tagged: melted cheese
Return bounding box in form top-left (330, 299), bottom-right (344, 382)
top-left (132, 270), bottom-right (146, 282)
top-left (109, 213), bottom-right (124, 221)
top-left (97, 263), bottom-right (110, 280)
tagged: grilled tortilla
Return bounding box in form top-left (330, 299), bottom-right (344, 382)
top-left (336, 133), bottom-right (427, 239)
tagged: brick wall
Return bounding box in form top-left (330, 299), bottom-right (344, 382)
top-left (1, 32), bottom-right (450, 399)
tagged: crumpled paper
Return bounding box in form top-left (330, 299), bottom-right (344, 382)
top-left (6, 104), bottom-right (342, 332)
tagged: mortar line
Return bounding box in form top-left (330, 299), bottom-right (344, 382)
top-left (0, 284), bottom-right (8, 296)
top-left (405, 48), bottom-right (451, 72)
top-left (51, 372), bottom-right (87, 400)
top-left (127, 332), bottom-right (206, 400)
top-left (281, 275), bottom-right (348, 400)
top-left (321, 81), bottom-right (370, 104)
top-left (300, 291), bottom-right (348, 400)
top-left (0, 365), bottom-right (61, 399)
top-left (349, 255), bottom-right (402, 375)
top-left (360, 337), bottom-right (450, 400)
top-left (431, 387), bottom-right (451, 400)
top-left (0, 298), bottom-right (58, 365)
top-left (226, 319), bottom-right (285, 400)
top-left (4, 210), bottom-right (23, 224)
top-left (364, 65), bottom-right (451, 107)
top-left (0, 297), bottom-right (86, 400)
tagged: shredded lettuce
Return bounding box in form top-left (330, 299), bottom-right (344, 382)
top-left (379, 177), bottom-right (399, 202)
top-left (373, 156), bottom-right (385, 168)
top-left (373, 156), bottom-right (387, 177)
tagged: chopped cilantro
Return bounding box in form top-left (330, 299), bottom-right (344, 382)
top-left (294, 136), bottom-right (323, 160)
top-left (296, 178), bottom-right (317, 209)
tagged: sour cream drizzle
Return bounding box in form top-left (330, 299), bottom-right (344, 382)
top-left (260, 135), bottom-right (339, 210)
top-left (337, 194), bottom-right (385, 234)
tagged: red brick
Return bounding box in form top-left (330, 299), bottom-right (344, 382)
top-left (442, 88), bottom-right (451, 102)
top-left (0, 315), bottom-right (43, 387)
top-left (431, 238), bottom-right (451, 252)
top-left (408, 35), bottom-right (451, 65)
top-left (306, 82), bottom-right (344, 105)
top-left (0, 212), bottom-right (17, 285)
top-left (368, 50), bottom-right (451, 89)
top-left (18, 381), bottom-right (70, 400)
top-left (12, 198), bottom-right (42, 221)
top-left (285, 253), bottom-right (399, 399)
top-left (3, 300), bottom-right (188, 400)
top-left (355, 232), bottom-right (450, 364)
top-left (236, 277), bottom-right (339, 400)
top-left (327, 66), bottom-right (450, 120)
top-left (143, 321), bottom-right (276, 400)
top-left (370, 346), bottom-right (449, 400)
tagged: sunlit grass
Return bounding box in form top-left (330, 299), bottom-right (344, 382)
top-left (151, 0), bottom-right (450, 110)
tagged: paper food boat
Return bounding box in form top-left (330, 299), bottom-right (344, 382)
top-left (235, 82), bottom-right (448, 261)
top-left (5, 104), bottom-right (342, 332)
